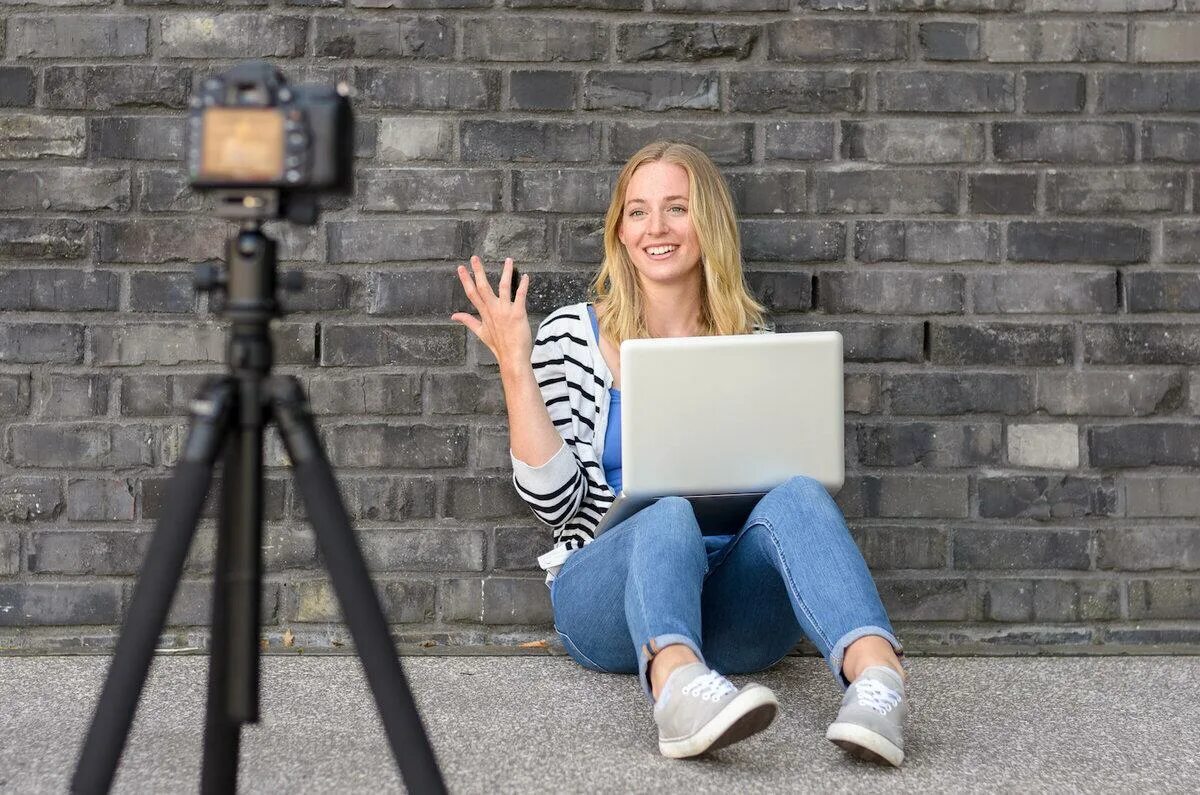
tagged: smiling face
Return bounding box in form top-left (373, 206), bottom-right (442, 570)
top-left (616, 160), bottom-right (703, 290)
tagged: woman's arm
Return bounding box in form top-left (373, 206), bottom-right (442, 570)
top-left (501, 358), bottom-right (565, 469)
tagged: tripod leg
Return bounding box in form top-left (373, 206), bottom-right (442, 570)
top-left (270, 376), bottom-right (447, 795)
top-left (72, 380), bottom-right (235, 795)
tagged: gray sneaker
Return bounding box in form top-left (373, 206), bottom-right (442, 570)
top-left (653, 662), bottom-right (779, 759)
top-left (824, 664), bottom-right (908, 767)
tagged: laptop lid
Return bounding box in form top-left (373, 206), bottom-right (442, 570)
top-left (619, 330), bottom-right (844, 497)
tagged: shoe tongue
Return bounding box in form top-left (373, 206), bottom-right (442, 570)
top-left (859, 665), bottom-right (904, 692)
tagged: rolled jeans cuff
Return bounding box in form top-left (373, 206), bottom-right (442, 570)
top-left (638, 633), bottom-right (706, 705)
top-left (828, 625), bottom-right (907, 692)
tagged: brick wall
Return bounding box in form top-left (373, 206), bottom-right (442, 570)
top-left (2, 0), bottom-right (1199, 654)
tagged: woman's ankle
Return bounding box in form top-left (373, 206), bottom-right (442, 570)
top-left (649, 644), bottom-right (700, 701)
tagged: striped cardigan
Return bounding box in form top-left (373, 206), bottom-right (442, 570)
top-left (509, 302), bottom-right (616, 584)
top-left (509, 301), bottom-right (773, 585)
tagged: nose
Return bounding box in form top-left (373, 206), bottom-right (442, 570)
top-left (651, 209), bottom-right (670, 235)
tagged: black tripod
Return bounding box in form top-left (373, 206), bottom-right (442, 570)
top-left (72, 222), bottom-right (447, 794)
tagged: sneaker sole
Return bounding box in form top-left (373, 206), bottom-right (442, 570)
top-left (658, 687), bottom-right (779, 759)
top-left (824, 721), bottom-right (904, 767)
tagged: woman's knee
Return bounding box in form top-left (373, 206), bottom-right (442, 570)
top-left (640, 497), bottom-right (703, 540)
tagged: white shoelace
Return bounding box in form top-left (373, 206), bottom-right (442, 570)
top-left (681, 670), bottom-right (736, 702)
top-left (854, 678), bottom-right (902, 715)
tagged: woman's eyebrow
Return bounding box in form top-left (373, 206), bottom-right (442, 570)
top-left (625, 195), bottom-right (689, 205)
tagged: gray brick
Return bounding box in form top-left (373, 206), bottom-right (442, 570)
top-left (0, 219), bottom-right (89, 260)
top-left (342, 476), bottom-right (436, 522)
top-left (34, 374), bottom-right (109, 419)
top-left (1100, 526), bottom-right (1200, 572)
top-left (321, 325), bottom-right (465, 367)
top-left (1123, 477), bottom-right (1200, 520)
top-left (956, 528), bottom-right (1091, 570)
top-left (994, 122), bottom-right (1133, 164)
top-left (359, 529), bottom-right (484, 572)
top-left (165, 580), bottom-right (280, 629)
top-left (814, 170), bottom-right (959, 214)
top-left (493, 526), bottom-right (545, 572)
top-left (728, 70), bottom-right (866, 113)
top-left (1143, 122), bottom-right (1200, 163)
top-left (518, 271), bottom-right (593, 315)
top-left (879, 71), bottom-right (1014, 113)
top-left (477, 216), bottom-right (549, 260)
top-left (855, 221), bottom-right (1001, 263)
top-left (480, 577), bottom-right (552, 625)
top-left (0, 168), bottom-right (129, 212)
top-left (303, 374), bottom-right (422, 416)
top-left (0, 68), bottom-right (35, 107)
top-left (0, 583), bottom-right (122, 626)
top-left (1027, 0), bottom-right (1172, 8)
top-left (0, 115), bottom-right (86, 159)
top-left (739, 220), bottom-right (843, 262)
top-left (852, 526), bottom-right (946, 570)
top-left (0, 324), bottom-right (84, 364)
top-left (1046, 170), bottom-right (1184, 215)
top-left (330, 424), bottom-right (468, 468)
top-left (1126, 272), bottom-right (1200, 313)
top-left (919, 22), bottom-right (980, 61)
top-left (877, 578), bottom-right (971, 622)
top-left (0, 374), bottom-right (31, 417)
top-left (1008, 222), bottom-right (1150, 264)
top-left (1037, 370), bottom-right (1182, 417)
top-left (328, 220), bottom-right (469, 263)
top-left (8, 424), bottom-right (155, 469)
top-left (355, 0), bottom-right (493, 6)
top-left (0, 270), bottom-right (119, 311)
top-left (445, 477), bottom-right (529, 520)
top-left (836, 475), bottom-right (970, 519)
top-left (845, 373), bottom-right (881, 415)
top-left (9, 16), bottom-right (148, 58)
top-left (819, 270), bottom-right (965, 314)
top-left (43, 65), bottom-right (191, 110)
top-left (0, 531), bottom-right (16, 577)
top-left (978, 476), bottom-right (1118, 520)
top-left (509, 71), bottom-right (576, 111)
top-left (929, 323), bottom-right (1073, 366)
top-left (584, 71), bottom-right (718, 112)
top-left (428, 373), bottom-right (505, 415)
top-left (141, 476), bottom-right (286, 524)
top-left (1099, 71), bottom-right (1200, 113)
top-left (475, 427), bottom-right (513, 470)
top-left (1163, 221), bottom-right (1200, 263)
top-left (617, 22), bottom-right (757, 62)
top-left (312, 16), bottom-right (452, 58)
top-left (464, 18), bottom-right (605, 61)
top-left (98, 219), bottom-right (226, 264)
top-left (159, 14), bottom-right (306, 58)
top-left (1008, 423), bottom-right (1079, 469)
top-left (66, 479), bottom-right (136, 522)
top-left (1089, 424), bottom-right (1200, 467)
top-left (0, 477), bottom-right (64, 523)
top-left (982, 578), bottom-right (1119, 622)
top-left (288, 579), bottom-right (435, 624)
top-left (880, 0), bottom-right (1018, 7)
top-left (513, 169), bottom-right (616, 214)
top-left (377, 117), bottom-right (454, 161)
top-left (651, 0), bottom-right (786, 7)
top-left (91, 324), bottom-right (224, 366)
top-left (462, 121), bottom-right (597, 163)
top-left (1023, 72), bottom-right (1086, 113)
top-left (726, 172), bottom-right (807, 215)
top-left (768, 20), bottom-right (906, 62)
top-left (1133, 20), bottom-right (1200, 63)
top-left (974, 270), bottom-right (1118, 314)
top-left (1085, 324), bottom-right (1200, 365)
top-left (136, 169), bottom-right (207, 213)
top-left (358, 66), bottom-right (499, 110)
top-left (745, 269), bottom-right (813, 313)
top-left (967, 172), bottom-right (1037, 214)
top-left (557, 219), bottom-right (605, 263)
top-left (763, 121), bottom-right (836, 161)
top-left (610, 122), bottom-right (753, 165)
top-left (842, 121), bottom-right (984, 164)
top-left (855, 422), bottom-right (1002, 467)
top-left (370, 269), bottom-right (467, 316)
top-left (129, 272), bottom-right (196, 313)
top-left (361, 169), bottom-right (502, 213)
top-left (91, 117), bottom-right (184, 161)
top-left (887, 372), bottom-right (1035, 415)
top-left (983, 21), bottom-right (1126, 63)
top-left (1128, 579), bottom-right (1200, 620)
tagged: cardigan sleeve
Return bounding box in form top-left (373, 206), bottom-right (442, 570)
top-left (509, 316), bottom-right (588, 530)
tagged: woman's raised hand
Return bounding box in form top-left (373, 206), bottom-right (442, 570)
top-left (451, 255), bottom-right (532, 370)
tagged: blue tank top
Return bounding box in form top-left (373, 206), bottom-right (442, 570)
top-left (588, 304), bottom-right (622, 494)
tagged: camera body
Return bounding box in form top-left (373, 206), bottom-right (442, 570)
top-left (186, 61), bottom-right (353, 224)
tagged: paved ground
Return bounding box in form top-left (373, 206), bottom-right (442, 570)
top-left (1, 654), bottom-right (1195, 793)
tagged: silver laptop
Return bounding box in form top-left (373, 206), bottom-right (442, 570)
top-left (593, 331), bottom-right (844, 536)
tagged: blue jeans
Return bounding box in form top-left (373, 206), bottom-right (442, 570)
top-left (549, 475), bottom-right (907, 704)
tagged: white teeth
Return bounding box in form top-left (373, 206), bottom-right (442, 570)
top-left (647, 245), bottom-right (676, 255)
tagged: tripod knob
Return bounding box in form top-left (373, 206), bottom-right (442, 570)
top-left (281, 270), bottom-right (304, 293)
top-left (194, 263), bottom-right (226, 293)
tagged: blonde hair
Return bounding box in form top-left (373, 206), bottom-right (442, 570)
top-left (588, 140), bottom-right (768, 345)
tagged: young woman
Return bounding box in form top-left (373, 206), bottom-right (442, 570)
top-left (451, 141), bottom-right (910, 764)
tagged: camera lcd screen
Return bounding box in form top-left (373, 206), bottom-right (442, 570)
top-left (198, 108), bottom-right (285, 183)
